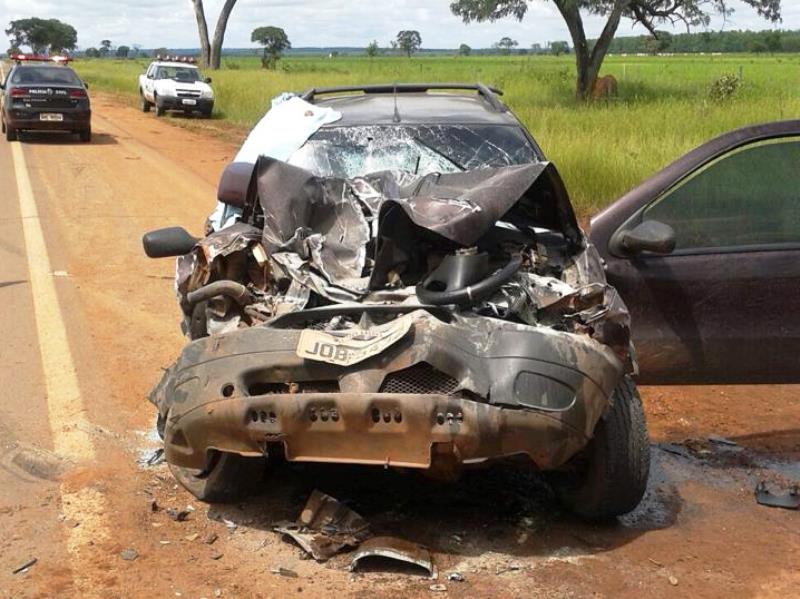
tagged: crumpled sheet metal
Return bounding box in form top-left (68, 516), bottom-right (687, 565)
top-left (274, 490), bottom-right (371, 561)
top-left (175, 221), bottom-right (263, 301)
top-left (349, 536), bottom-right (436, 578)
top-left (755, 482), bottom-right (800, 510)
top-left (253, 156), bottom-right (582, 301)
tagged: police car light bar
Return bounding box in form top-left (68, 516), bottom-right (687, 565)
top-left (10, 53), bottom-right (73, 64)
top-left (155, 55), bottom-right (197, 64)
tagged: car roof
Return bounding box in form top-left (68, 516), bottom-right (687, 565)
top-left (311, 91), bottom-right (523, 127)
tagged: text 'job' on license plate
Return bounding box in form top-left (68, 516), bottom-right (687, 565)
top-left (40, 113), bottom-right (63, 122)
top-left (296, 317), bottom-right (412, 367)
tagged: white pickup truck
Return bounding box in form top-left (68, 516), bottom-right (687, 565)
top-left (138, 60), bottom-right (214, 118)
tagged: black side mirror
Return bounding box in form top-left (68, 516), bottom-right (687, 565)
top-left (204, 77), bottom-right (212, 84)
top-left (83, 81), bottom-right (90, 89)
top-left (616, 220), bottom-right (676, 256)
top-left (142, 227), bottom-right (199, 258)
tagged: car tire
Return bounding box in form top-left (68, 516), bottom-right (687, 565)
top-left (202, 108), bottom-right (213, 119)
top-left (168, 449), bottom-right (265, 503)
top-left (140, 92), bottom-right (151, 113)
top-left (79, 128), bottom-right (92, 143)
top-left (154, 95), bottom-right (165, 117)
top-left (5, 124), bottom-right (17, 142)
top-left (550, 376), bottom-right (650, 520)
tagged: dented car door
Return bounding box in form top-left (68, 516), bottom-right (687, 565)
top-left (591, 122), bottom-right (800, 384)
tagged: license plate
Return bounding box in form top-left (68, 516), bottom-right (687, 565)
top-left (40, 113), bottom-right (63, 122)
top-left (182, 99), bottom-right (197, 106)
top-left (296, 316), bottom-right (412, 366)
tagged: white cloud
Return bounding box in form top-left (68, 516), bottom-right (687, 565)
top-left (0, 0), bottom-right (795, 50)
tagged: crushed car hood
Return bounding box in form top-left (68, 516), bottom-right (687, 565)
top-left (251, 157), bottom-right (582, 298)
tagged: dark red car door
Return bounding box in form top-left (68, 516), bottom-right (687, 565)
top-left (590, 121), bottom-right (800, 384)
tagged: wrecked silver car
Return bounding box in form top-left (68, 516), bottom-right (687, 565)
top-left (143, 84), bottom-right (649, 520)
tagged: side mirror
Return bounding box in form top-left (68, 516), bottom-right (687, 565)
top-left (142, 227), bottom-right (199, 258)
top-left (204, 77), bottom-right (212, 84)
top-left (615, 220), bottom-right (676, 256)
top-left (83, 81), bottom-right (90, 89)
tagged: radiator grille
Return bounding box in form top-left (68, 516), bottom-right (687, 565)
top-left (379, 363), bottom-right (460, 395)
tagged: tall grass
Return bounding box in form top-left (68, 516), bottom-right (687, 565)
top-left (75, 54), bottom-right (800, 215)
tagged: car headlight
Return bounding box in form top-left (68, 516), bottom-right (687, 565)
top-left (201, 89), bottom-right (214, 99)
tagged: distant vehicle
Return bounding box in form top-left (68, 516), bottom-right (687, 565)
top-left (1, 54), bottom-right (92, 142)
top-left (139, 58), bottom-right (214, 118)
top-left (591, 120), bottom-right (800, 385)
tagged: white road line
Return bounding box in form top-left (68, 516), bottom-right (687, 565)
top-left (9, 77), bottom-right (109, 591)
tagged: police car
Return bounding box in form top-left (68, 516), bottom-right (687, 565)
top-left (138, 57), bottom-right (214, 118)
top-left (1, 54), bottom-right (92, 142)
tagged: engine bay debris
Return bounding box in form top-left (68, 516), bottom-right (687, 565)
top-left (755, 481), bottom-right (800, 510)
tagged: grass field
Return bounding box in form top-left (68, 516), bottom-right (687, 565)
top-left (74, 54), bottom-right (800, 215)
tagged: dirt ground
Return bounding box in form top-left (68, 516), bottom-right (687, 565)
top-left (0, 93), bottom-right (798, 599)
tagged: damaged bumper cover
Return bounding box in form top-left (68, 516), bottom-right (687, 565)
top-left (152, 309), bottom-right (623, 471)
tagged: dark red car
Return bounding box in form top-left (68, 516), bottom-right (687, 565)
top-left (590, 120), bottom-right (800, 384)
top-left (1, 55), bottom-right (91, 142)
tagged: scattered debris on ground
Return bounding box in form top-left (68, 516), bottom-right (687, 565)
top-left (138, 448), bottom-right (165, 467)
top-left (274, 490), bottom-right (370, 561)
top-left (166, 508), bottom-right (191, 522)
top-left (755, 481), bottom-right (800, 510)
top-left (350, 536), bottom-right (436, 578)
top-left (11, 558), bottom-right (37, 575)
top-left (270, 566), bottom-right (299, 578)
top-left (120, 549), bottom-right (139, 561)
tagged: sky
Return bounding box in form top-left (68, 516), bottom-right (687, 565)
top-left (1, 0), bottom-right (798, 51)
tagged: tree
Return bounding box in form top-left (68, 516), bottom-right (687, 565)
top-left (764, 30), bottom-right (782, 53)
top-left (5, 18), bottom-right (77, 54)
top-left (191, 0), bottom-right (238, 70)
top-left (84, 47), bottom-right (100, 58)
top-left (450, 0), bottom-right (782, 100)
top-left (99, 39), bottom-right (112, 57)
top-left (152, 47), bottom-right (169, 58)
top-left (366, 40), bottom-right (380, 58)
top-left (531, 42), bottom-right (543, 54)
top-left (550, 40), bottom-right (569, 56)
top-left (116, 45), bottom-right (130, 58)
top-left (459, 43), bottom-right (472, 56)
top-left (396, 30), bottom-right (422, 57)
top-left (251, 26), bottom-right (290, 69)
top-left (496, 36), bottom-right (518, 54)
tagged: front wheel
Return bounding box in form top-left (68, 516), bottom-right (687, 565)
top-left (79, 128), bottom-right (91, 143)
top-left (550, 376), bottom-right (650, 520)
top-left (169, 450), bottom-right (265, 503)
top-left (154, 95), bottom-right (165, 117)
top-left (140, 92), bottom-right (152, 113)
top-left (5, 123), bottom-right (17, 142)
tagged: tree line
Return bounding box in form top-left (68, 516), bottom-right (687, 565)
top-left (605, 29), bottom-right (799, 54)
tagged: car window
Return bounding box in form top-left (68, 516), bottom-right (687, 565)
top-left (288, 124), bottom-right (538, 178)
top-left (643, 137), bottom-right (800, 251)
top-left (10, 67), bottom-right (82, 86)
top-left (156, 66), bottom-right (200, 82)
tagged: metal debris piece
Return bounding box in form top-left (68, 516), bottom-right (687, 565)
top-left (270, 566), bottom-right (299, 578)
top-left (204, 532), bottom-right (219, 545)
top-left (708, 435), bottom-right (739, 447)
top-left (349, 536), bottom-right (435, 578)
top-left (185, 533), bottom-right (199, 542)
top-left (275, 490), bottom-right (370, 562)
top-left (755, 482), bottom-right (800, 510)
top-left (166, 508), bottom-right (191, 522)
top-left (447, 572), bottom-right (465, 582)
top-left (139, 448), bottom-right (165, 467)
top-left (120, 549), bottom-right (139, 561)
top-left (210, 552), bottom-right (223, 560)
top-left (12, 558), bottom-right (37, 574)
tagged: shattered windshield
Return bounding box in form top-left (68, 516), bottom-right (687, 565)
top-left (156, 66), bottom-right (201, 82)
top-left (287, 124), bottom-right (539, 178)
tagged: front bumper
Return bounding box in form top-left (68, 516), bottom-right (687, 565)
top-left (158, 96), bottom-right (213, 112)
top-left (152, 310), bottom-right (624, 471)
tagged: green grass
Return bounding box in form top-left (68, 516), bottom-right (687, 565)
top-left (74, 54), bottom-right (800, 215)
